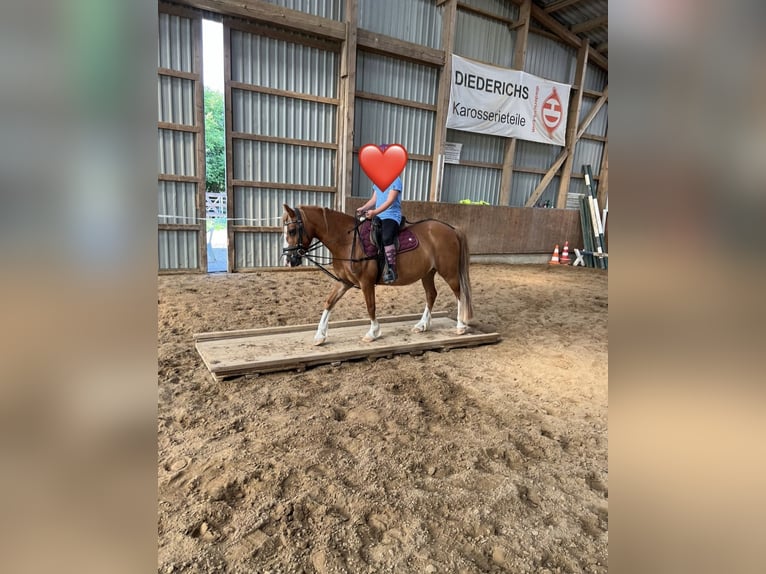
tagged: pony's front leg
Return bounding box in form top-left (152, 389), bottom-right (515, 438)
top-left (360, 283), bottom-right (381, 343)
top-left (314, 282), bottom-right (352, 346)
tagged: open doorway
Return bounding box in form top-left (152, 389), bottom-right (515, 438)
top-left (202, 19), bottom-right (227, 272)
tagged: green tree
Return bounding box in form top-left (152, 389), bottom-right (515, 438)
top-left (204, 88), bottom-right (225, 193)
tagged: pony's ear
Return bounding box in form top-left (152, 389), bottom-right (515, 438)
top-left (283, 204), bottom-right (295, 218)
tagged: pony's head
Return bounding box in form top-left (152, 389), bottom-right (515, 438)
top-left (281, 204), bottom-right (309, 267)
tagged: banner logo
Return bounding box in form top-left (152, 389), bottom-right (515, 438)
top-left (541, 88), bottom-right (563, 136)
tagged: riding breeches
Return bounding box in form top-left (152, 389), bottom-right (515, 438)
top-left (380, 218), bottom-right (399, 246)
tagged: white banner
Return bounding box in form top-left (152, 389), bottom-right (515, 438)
top-left (446, 54), bottom-right (571, 146)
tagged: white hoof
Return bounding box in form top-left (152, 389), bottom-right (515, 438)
top-left (362, 336), bottom-right (375, 343)
top-left (455, 327), bottom-right (466, 335)
top-left (313, 336), bottom-right (326, 346)
top-left (411, 324), bottom-right (427, 333)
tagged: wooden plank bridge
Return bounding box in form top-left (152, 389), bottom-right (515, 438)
top-left (194, 312), bottom-right (501, 381)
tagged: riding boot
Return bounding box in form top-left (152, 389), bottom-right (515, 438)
top-left (382, 244), bottom-right (397, 284)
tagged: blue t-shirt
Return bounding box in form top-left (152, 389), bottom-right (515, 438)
top-left (372, 177), bottom-right (403, 224)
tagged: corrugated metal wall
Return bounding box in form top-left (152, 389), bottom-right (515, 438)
top-left (454, 11), bottom-right (516, 68)
top-left (358, 0), bottom-right (442, 49)
top-left (523, 32), bottom-right (576, 84)
top-left (227, 25), bottom-right (338, 268)
top-left (352, 51), bottom-right (437, 202)
top-left (158, 13), bottom-right (193, 72)
top-left (158, 9), bottom-right (203, 272)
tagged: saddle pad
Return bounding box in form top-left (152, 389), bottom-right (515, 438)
top-left (359, 220), bottom-right (419, 258)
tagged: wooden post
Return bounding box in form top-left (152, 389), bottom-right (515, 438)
top-left (556, 42), bottom-right (588, 208)
top-left (192, 15), bottom-right (208, 272)
top-left (429, 0), bottom-right (457, 202)
top-left (499, 0), bottom-right (531, 206)
top-left (223, 21), bottom-right (235, 272)
top-left (338, 0), bottom-right (358, 213)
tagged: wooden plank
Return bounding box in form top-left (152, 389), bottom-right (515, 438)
top-left (230, 82), bottom-right (339, 106)
top-left (180, 0), bottom-right (346, 41)
top-left (158, 173), bottom-right (201, 184)
top-left (231, 132), bottom-right (338, 150)
top-left (430, 0), bottom-right (458, 202)
top-left (544, 0), bottom-right (585, 13)
top-left (346, 198), bottom-right (583, 254)
top-left (157, 67), bottom-right (198, 81)
top-left (194, 315), bottom-right (501, 379)
top-left (194, 312), bottom-right (449, 341)
top-left (225, 17), bottom-right (342, 52)
top-left (357, 29), bottom-right (444, 67)
top-left (571, 15), bottom-right (608, 34)
top-left (355, 91), bottom-right (437, 112)
top-left (158, 121), bottom-right (200, 133)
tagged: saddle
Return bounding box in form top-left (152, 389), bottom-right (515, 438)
top-left (358, 218), bottom-right (419, 278)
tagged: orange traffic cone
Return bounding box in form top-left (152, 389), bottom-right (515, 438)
top-left (549, 244), bottom-right (560, 265)
top-left (560, 241), bottom-right (571, 265)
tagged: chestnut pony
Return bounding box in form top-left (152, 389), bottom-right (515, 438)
top-left (282, 204), bottom-right (474, 345)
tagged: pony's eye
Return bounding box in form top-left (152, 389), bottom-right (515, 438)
top-left (288, 228), bottom-right (297, 236)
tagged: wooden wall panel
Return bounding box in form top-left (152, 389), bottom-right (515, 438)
top-left (346, 199), bottom-right (581, 254)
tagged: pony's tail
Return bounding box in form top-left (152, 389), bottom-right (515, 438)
top-left (456, 228), bottom-right (474, 323)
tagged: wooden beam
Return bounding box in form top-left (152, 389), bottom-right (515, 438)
top-left (571, 15), bottom-right (608, 35)
top-left (355, 91), bottom-right (437, 112)
top-left (229, 82), bottom-right (339, 106)
top-left (524, 150), bottom-right (568, 207)
top-left (544, 0), bottom-right (585, 13)
top-left (338, 0), bottom-right (358, 213)
top-left (429, 0), bottom-right (457, 202)
top-left (576, 85), bottom-right (608, 139)
top-left (224, 21), bottom-right (235, 272)
top-left (231, 133), bottom-right (338, 150)
top-left (180, 0), bottom-right (346, 40)
top-left (556, 42), bottom-right (588, 208)
top-left (596, 41), bottom-right (608, 53)
top-left (530, 3), bottom-right (608, 70)
top-left (357, 29), bottom-right (444, 67)
top-left (193, 15), bottom-right (207, 273)
top-left (499, 0), bottom-right (531, 207)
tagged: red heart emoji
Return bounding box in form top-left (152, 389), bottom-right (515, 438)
top-left (358, 144), bottom-right (408, 191)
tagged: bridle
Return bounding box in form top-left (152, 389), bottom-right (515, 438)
top-left (281, 207), bottom-right (317, 267)
top-left (282, 206), bottom-right (375, 288)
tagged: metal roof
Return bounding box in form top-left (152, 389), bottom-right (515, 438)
top-left (532, 0), bottom-right (608, 58)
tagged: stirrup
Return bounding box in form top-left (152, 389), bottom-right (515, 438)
top-left (382, 267), bottom-right (397, 284)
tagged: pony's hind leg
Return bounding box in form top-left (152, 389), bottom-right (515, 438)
top-left (314, 281), bottom-right (352, 345)
top-left (412, 270), bottom-right (437, 333)
top-left (443, 272), bottom-right (467, 335)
